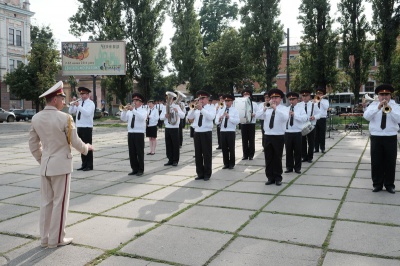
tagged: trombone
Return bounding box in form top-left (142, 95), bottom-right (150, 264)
top-left (313, 94), bottom-right (328, 103)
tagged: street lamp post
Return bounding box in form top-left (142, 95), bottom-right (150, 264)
top-left (286, 28), bottom-right (290, 93)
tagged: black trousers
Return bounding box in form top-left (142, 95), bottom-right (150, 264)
top-left (260, 121), bottom-right (265, 147)
top-left (241, 123), bottom-right (256, 158)
top-left (285, 132), bottom-right (302, 171)
top-left (315, 118), bottom-right (326, 151)
top-left (128, 132), bottom-right (144, 173)
top-left (216, 125), bottom-right (221, 148)
top-left (165, 128), bottom-right (180, 163)
top-left (77, 127), bottom-right (93, 168)
top-left (370, 135), bottom-right (397, 189)
top-left (264, 134), bottom-right (284, 182)
top-left (179, 119), bottom-right (185, 146)
top-left (302, 128), bottom-right (316, 160)
top-left (221, 131), bottom-right (236, 167)
top-left (194, 131), bottom-right (212, 178)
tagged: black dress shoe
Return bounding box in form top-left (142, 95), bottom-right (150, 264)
top-left (275, 181), bottom-right (282, 186)
top-left (295, 170), bottom-right (301, 174)
top-left (284, 170), bottom-right (293, 173)
top-left (372, 186), bottom-right (382, 192)
top-left (386, 187), bottom-right (396, 194)
top-left (77, 167), bottom-right (85, 171)
top-left (229, 166), bottom-right (234, 169)
top-left (301, 159), bottom-right (308, 162)
top-left (249, 157), bottom-right (253, 160)
top-left (307, 160), bottom-right (313, 163)
top-left (82, 167), bottom-right (93, 171)
top-left (195, 176), bottom-right (204, 180)
top-left (242, 157), bottom-right (248, 160)
top-left (203, 177), bottom-right (210, 181)
top-left (164, 162), bottom-right (173, 166)
top-left (222, 165), bottom-right (229, 169)
top-left (321, 150), bottom-right (325, 153)
top-left (172, 162), bottom-right (178, 166)
top-left (128, 171), bottom-right (138, 175)
top-left (314, 150), bottom-right (319, 153)
top-left (216, 147), bottom-right (222, 150)
top-left (265, 180), bottom-right (274, 185)
top-left (136, 172), bottom-right (143, 176)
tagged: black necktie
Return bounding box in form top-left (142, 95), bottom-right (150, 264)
top-left (269, 110), bottom-right (275, 129)
top-left (198, 112), bottom-right (203, 127)
top-left (305, 103), bottom-right (308, 114)
top-left (77, 100), bottom-right (84, 120)
top-left (290, 106), bottom-right (294, 126)
top-left (224, 108), bottom-right (229, 128)
top-left (130, 111), bottom-right (135, 128)
top-left (318, 102), bottom-right (320, 108)
top-left (381, 112), bottom-right (387, 129)
top-left (147, 110), bottom-right (151, 126)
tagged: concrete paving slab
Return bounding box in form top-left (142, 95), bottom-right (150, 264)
top-left (0, 234), bottom-right (31, 253)
top-left (69, 194), bottom-right (131, 214)
top-left (264, 196), bottom-right (340, 218)
top-left (316, 156), bottom-right (360, 163)
top-left (70, 179), bottom-right (117, 194)
top-left (304, 167), bottom-right (355, 177)
top-left (3, 240), bottom-right (103, 266)
top-left (346, 188), bottom-right (400, 205)
top-left (0, 173), bottom-right (36, 185)
top-left (281, 184), bottom-right (347, 200)
top-left (295, 174), bottom-right (351, 187)
top-left (225, 181), bottom-right (283, 194)
top-left (240, 212), bottom-right (332, 246)
top-left (94, 182), bottom-right (163, 198)
top-left (311, 161), bottom-right (358, 169)
top-left (85, 171), bottom-right (132, 182)
top-left (209, 237), bottom-right (322, 266)
top-left (9, 177), bottom-right (41, 189)
top-left (0, 185), bottom-right (37, 200)
top-left (199, 191), bottom-right (273, 210)
top-left (355, 169), bottom-right (372, 178)
top-left (104, 199), bottom-right (189, 222)
top-left (173, 178), bottom-right (236, 190)
top-left (166, 205), bottom-right (254, 232)
top-left (323, 251), bottom-right (400, 266)
top-left (339, 201), bottom-right (400, 225)
top-left (0, 203), bottom-right (36, 221)
top-left (98, 256), bottom-right (169, 266)
top-left (330, 221), bottom-right (400, 257)
top-left (350, 178), bottom-right (373, 189)
top-left (210, 168), bottom-right (251, 181)
top-left (143, 186), bottom-right (215, 204)
top-left (67, 216), bottom-right (155, 250)
top-left (127, 174), bottom-right (188, 186)
top-left (121, 225), bottom-right (232, 266)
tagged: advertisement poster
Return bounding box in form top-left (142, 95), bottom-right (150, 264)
top-left (61, 41), bottom-right (126, 76)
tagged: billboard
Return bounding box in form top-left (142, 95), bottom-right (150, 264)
top-left (61, 41), bottom-right (126, 76)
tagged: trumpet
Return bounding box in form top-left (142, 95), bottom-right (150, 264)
top-left (119, 103), bottom-right (133, 111)
top-left (190, 98), bottom-right (199, 110)
top-left (264, 101), bottom-right (272, 109)
top-left (313, 94), bottom-right (328, 103)
top-left (219, 102), bottom-right (224, 108)
top-left (69, 98), bottom-right (82, 105)
top-left (382, 101), bottom-right (392, 114)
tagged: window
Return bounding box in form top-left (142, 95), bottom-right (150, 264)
top-left (16, 30), bottom-right (21, 46)
top-left (9, 28), bottom-right (14, 45)
top-left (9, 59), bottom-right (15, 72)
top-left (365, 81), bottom-right (375, 92)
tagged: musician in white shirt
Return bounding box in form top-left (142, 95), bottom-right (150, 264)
top-left (298, 89), bottom-right (321, 163)
top-left (215, 94), bottom-right (240, 169)
top-left (256, 89), bottom-right (289, 186)
top-left (314, 87), bottom-right (329, 153)
top-left (363, 84), bottom-right (400, 194)
top-left (285, 92), bottom-right (308, 174)
top-left (187, 90), bottom-right (216, 181)
top-left (240, 89), bottom-right (258, 160)
top-left (215, 94), bottom-right (225, 150)
top-left (145, 100), bottom-right (160, 155)
top-left (120, 93), bottom-right (147, 176)
top-left (68, 87), bottom-right (95, 171)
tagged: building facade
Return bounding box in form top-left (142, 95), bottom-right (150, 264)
top-left (0, 0), bottom-right (34, 110)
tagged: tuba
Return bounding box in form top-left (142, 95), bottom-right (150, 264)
top-left (166, 91), bottom-right (178, 125)
top-left (175, 91), bottom-right (187, 112)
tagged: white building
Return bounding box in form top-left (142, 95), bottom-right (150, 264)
top-left (0, 0), bottom-right (34, 110)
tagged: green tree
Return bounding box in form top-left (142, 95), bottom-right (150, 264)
top-left (298, 0), bottom-right (338, 90)
top-left (67, 76), bottom-right (78, 97)
top-left (170, 0), bottom-right (205, 95)
top-left (369, 0), bottom-right (399, 83)
top-left (4, 26), bottom-right (59, 111)
top-left (206, 28), bottom-right (246, 95)
top-left (199, 0), bottom-right (238, 56)
top-left (240, 0), bottom-right (284, 91)
top-left (338, 0), bottom-right (374, 103)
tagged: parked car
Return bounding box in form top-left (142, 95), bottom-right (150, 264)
top-left (0, 108), bottom-right (16, 123)
top-left (12, 109), bottom-right (25, 121)
top-left (19, 109), bottom-right (36, 121)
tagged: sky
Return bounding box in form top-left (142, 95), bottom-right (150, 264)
top-left (30, 0), bottom-right (373, 50)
